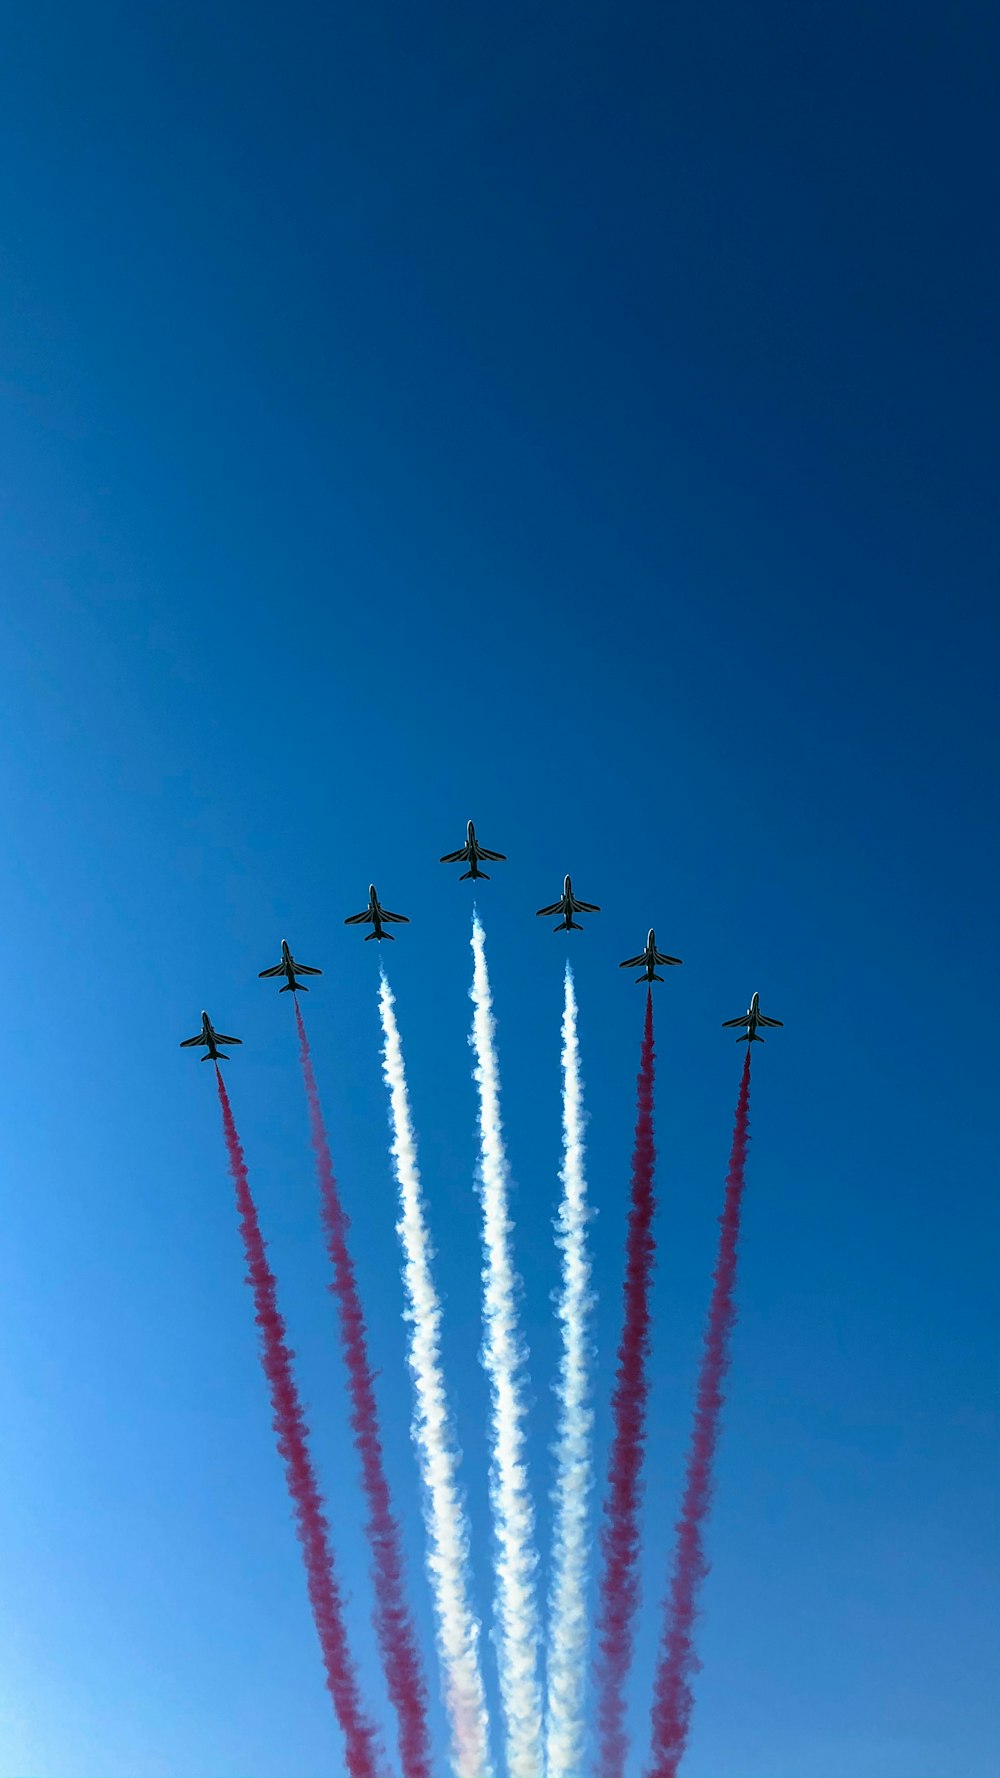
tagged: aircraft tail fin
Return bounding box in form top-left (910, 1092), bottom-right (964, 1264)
top-left (280, 981), bottom-right (306, 992)
top-left (460, 867), bottom-right (488, 880)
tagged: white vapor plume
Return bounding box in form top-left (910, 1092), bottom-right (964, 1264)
top-left (468, 915), bottom-right (544, 1778)
top-left (378, 970), bottom-right (494, 1778)
top-left (545, 963), bottom-right (594, 1778)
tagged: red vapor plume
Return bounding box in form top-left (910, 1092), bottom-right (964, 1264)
top-left (646, 1049), bottom-right (753, 1778)
top-left (294, 1000), bottom-right (431, 1778)
top-left (214, 1069), bottom-right (381, 1778)
top-left (595, 988), bottom-right (658, 1778)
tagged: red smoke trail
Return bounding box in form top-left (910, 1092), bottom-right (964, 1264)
top-left (294, 1000), bottom-right (431, 1778)
top-left (595, 988), bottom-right (657, 1778)
top-left (646, 1050), bottom-right (753, 1778)
top-left (213, 1069), bottom-right (381, 1778)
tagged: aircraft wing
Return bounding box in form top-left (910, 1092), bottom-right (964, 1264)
top-left (380, 910), bottom-right (410, 924)
top-left (536, 900), bottom-right (565, 917)
top-left (721, 1016), bottom-right (748, 1027)
top-left (619, 953), bottom-right (647, 968)
top-left (344, 910), bottom-right (372, 924)
top-left (654, 952), bottom-right (683, 966)
top-left (179, 1033), bottom-right (206, 1047)
top-left (215, 1033), bottom-right (242, 1045)
top-left (294, 964), bottom-right (323, 976)
top-left (440, 847), bottom-right (470, 863)
top-left (477, 847), bottom-right (507, 861)
top-left (757, 1015), bottom-right (783, 1026)
top-left (258, 963), bottom-right (285, 977)
top-left (571, 898), bottom-right (601, 913)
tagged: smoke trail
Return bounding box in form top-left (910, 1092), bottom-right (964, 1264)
top-left (469, 915), bottom-right (544, 1778)
top-left (545, 963), bottom-right (595, 1778)
top-left (378, 971), bottom-right (494, 1778)
top-left (595, 988), bottom-right (657, 1778)
top-left (213, 1069), bottom-right (381, 1778)
top-left (294, 1002), bottom-right (431, 1778)
top-left (646, 1050), bottom-right (752, 1778)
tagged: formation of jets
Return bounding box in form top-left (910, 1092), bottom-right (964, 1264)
top-left (181, 820), bottom-right (783, 1057)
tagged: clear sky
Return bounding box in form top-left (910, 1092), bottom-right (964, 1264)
top-left (0, 4), bottom-right (996, 1775)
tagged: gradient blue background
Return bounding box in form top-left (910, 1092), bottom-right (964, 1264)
top-left (0, 4), bottom-right (996, 1774)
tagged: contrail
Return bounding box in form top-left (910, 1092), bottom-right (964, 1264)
top-left (469, 915), bottom-right (544, 1778)
top-left (213, 1069), bottom-right (382, 1778)
top-left (595, 988), bottom-right (657, 1778)
top-left (378, 970), bottom-right (494, 1778)
top-left (294, 1001), bottom-right (431, 1778)
top-left (545, 963), bottom-right (595, 1778)
top-left (646, 1050), bottom-right (753, 1778)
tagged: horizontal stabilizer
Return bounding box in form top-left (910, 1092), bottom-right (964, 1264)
top-left (460, 867), bottom-right (489, 880)
top-left (280, 982), bottom-right (306, 992)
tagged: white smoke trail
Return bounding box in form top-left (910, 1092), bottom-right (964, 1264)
top-left (545, 963), bottom-right (594, 1778)
top-left (468, 915), bottom-right (544, 1778)
top-left (378, 970), bottom-right (494, 1778)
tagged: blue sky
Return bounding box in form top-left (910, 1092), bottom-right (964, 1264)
top-left (0, 3), bottom-right (997, 1774)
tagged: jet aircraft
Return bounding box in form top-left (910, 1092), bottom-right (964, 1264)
top-left (536, 874), bottom-right (601, 932)
top-left (721, 991), bottom-right (783, 1043)
top-left (619, 928), bottom-right (683, 983)
top-left (179, 1011), bottom-right (242, 1062)
top-left (344, 884), bottom-right (410, 941)
top-left (258, 939), bottom-right (323, 993)
top-left (440, 820), bottom-right (507, 880)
